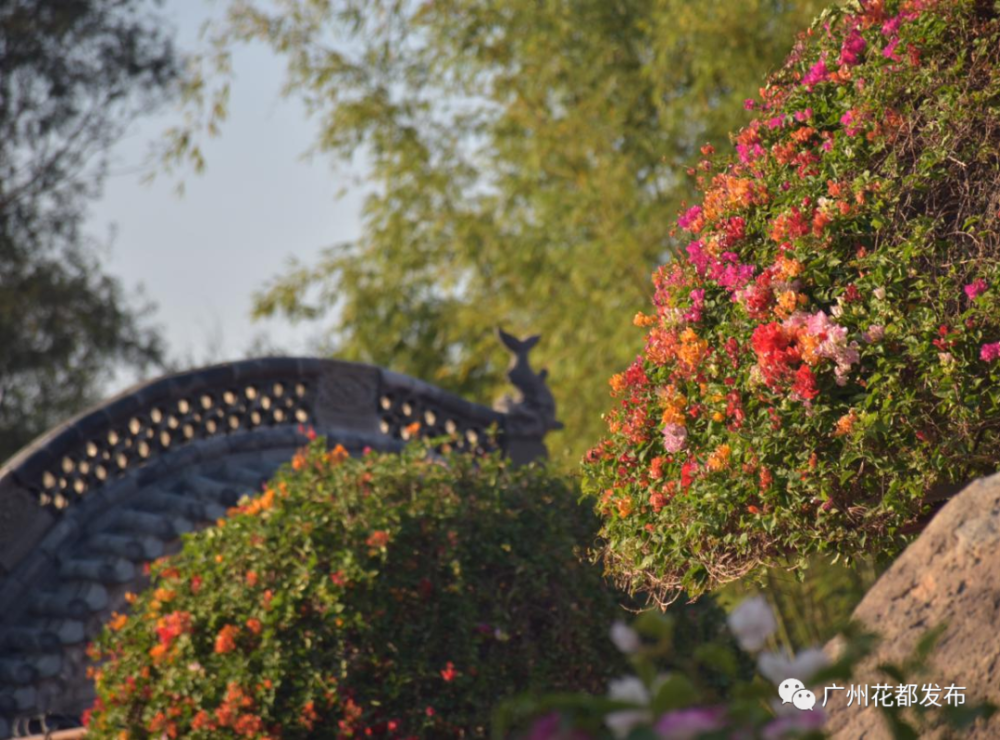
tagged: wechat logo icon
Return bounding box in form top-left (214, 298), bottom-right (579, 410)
top-left (779, 678), bottom-right (816, 711)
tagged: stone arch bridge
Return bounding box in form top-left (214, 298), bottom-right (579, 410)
top-left (0, 349), bottom-right (559, 738)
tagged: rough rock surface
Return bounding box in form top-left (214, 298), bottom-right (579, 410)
top-left (824, 472), bottom-right (1000, 738)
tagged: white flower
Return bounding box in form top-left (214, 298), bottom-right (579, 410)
top-left (610, 621), bottom-right (641, 654)
top-left (727, 596), bottom-right (777, 652)
top-left (608, 675), bottom-right (649, 704)
top-left (874, 286), bottom-right (887, 300)
top-left (758, 647), bottom-right (830, 685)
top-left (606, 676), bottom-right (652, 739)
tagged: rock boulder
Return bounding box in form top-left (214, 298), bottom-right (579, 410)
top-left (824, 472), bottom-right (1000, 738)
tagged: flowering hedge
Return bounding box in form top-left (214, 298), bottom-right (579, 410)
top-left (86, 441), bottom-right (629, 738)
top-left (584, 0), bottom-right (1000, 601)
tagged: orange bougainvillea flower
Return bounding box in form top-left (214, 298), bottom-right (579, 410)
top-left (440, 662), bottom-right (457, 682)
top-left (706, 444), bottom-right (732, 472)
top-left (633, 311), bottom-right (657, 327)
top-left (366, 530), bottom-right (390, 549)
top-left (109, 612), bottom-right (128, 631)
top-left (243, 488), bottom-right (276, 516)
top-left (832, 409), bottom-right (859, 437)
top-left (300, 700), bottom-right (320, 730)
top-left (326, 443), bottom-right (350, 465)
top-left (214, 624), bottom-right (239, 654)
top-left (153, 587), bottom-right (176, 604)
top-left (156, 611), bottom-right (192, 649)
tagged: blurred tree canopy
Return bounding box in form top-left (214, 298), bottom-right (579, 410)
top-left (178, 0), bottom-right (828, 463)
top-left (0, 0), bottom-right (177, 461)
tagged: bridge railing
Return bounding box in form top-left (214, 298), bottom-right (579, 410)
top-left (0, 354), bottom-right (554, 581)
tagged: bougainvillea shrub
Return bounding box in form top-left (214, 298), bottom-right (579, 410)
top-left (86, 441), bottom-right (629, 738)
top-left (583, 0), bottom-right (1000, 602)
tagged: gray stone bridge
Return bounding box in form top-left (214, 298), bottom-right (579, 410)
top-left (0, 349), bottom-right (558, 737)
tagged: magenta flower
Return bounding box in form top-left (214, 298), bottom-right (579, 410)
top-left (684, 289), bottom-right (706, 323)
top-left (655, 707), bottom-right (725, 739)
top-left (527, 712), bottom-right (593, 740)
top-left (841, 110), bottom-right (860, 136)
top-left (744, 99), bottom-right (756, 111)
top-left (802, 59), bottom-right (828, 88)
top-left (964, 278), bottom-right (987, 301)
top-left (685, 241), bottom-right (710, 277)
top-left (981, 342), bottom-right (1000, 362)
top-left (839, 28), bottom-right (867, 67)
top-left (883, 38), bottom-right (901, 61)
top-left (766, 115), bottom-right (787, 130)
top-left (677, 205), bottom-right (702, 231)
top-left (737, 142), bottom-right (765, 164)
top-left (882, 14), bottom-right (903, 37)
top-left (794, 108), bottom-right (813, 122)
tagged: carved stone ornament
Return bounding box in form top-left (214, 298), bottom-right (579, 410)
top-left (493, 328), bottom-right (564, 439)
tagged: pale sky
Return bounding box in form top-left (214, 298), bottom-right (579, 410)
top-left (89, 0), bottom-right (365, 389)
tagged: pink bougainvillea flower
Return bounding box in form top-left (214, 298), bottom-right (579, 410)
top-left (841, 110), bottom-right (861, 136)
top-left (882, 37), bottom-right (902, 61)
top-left (863, 325), bottom-right (885, 343)
top-left (980, 342), bottom-right (1000, 362)
top-left (964, 278), bottom-right (987, 301)
top-left (839, 28), bottom-right (867, 66)
top-left (677, 205), bottom-right (703, 232)
top-left (882, 14), bottom-right (904, 37)
top-left (766, 114), bottom-right (787, 130)
top-left (683, 289), bottom-right (705, 323)
top-left (662, 423), bottom-right (687, 453)
top-left (802, 58), bottom-right (828, 88)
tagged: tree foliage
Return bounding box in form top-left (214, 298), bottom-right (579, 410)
top-left (175, 0), bottom-right (828, 462)
top-left (0, 0), bottom-right (177, 460)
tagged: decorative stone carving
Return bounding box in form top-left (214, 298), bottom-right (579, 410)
top-left (493, 328), bottom-right (563, 433)
top-left (311, 362), bottom-right (381, 433)
top-left (493, 328), bottom-right (563, 464)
